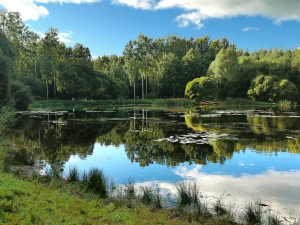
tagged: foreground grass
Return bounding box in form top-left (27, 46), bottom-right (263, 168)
top-left (1, 146), bottom-right (288, 225)
top-left (1, 173), bottom-right (190, 224)
top-left (0, 146), bottom-right (240, 225)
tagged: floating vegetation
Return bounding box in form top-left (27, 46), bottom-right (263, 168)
top-left (17, 110), bottom-right (69, 116)
top-left (154, 132), bottom-right (230, 144)
top-left (85, 110), bottom-right (116, 113)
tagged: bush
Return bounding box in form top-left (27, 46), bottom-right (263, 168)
top-left (185, 77), bottom-right (219, 102)
top-left (10, 80), bottom-right (33, 110)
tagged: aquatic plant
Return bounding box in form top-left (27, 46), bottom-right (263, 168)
top-left (83, 168), bottom-right (108, 197)
top-left (124, 177), bottom-right (136, 199)
top-left (175, 181), bottom-right (201, 207)
top-left (139, 186), bottom-right (163, 209)
top-left (278, 100), bottom-right (292, 107)
top-left (66, 166), bottom-right (80, 183)
top-left (244, 199), bottom-right (263, 225)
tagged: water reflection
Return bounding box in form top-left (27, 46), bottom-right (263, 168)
top-left (5, 107), bottom-right (300, 218)
top-left (8, 107), bottom-right (300, 169)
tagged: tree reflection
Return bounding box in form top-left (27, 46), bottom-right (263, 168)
top-left (5, 108), bottom-right (300, 171)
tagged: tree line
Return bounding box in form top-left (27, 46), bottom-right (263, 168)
top-left (1, 9), bottom-right (300, 110)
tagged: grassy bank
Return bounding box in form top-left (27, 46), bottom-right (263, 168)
top-left (1, 146), bottom-right (291, 224)
top-left (153, 99), bottom-right (194, 107)
top-left (29, 99), bottom-right (156, 110)
top-left (216, 98), bottom-right (276, 106)
top-left (29, 98), bottom-right (278, 111)
top-left (0, 146), bottom-right (206, 225)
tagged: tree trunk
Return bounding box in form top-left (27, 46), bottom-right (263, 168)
top-left (46, 79), bottom-right (49, 100)
top-left (145, 60), bottom-right (148, 99)
top-left (133, 78), bottom-right (136, 101)
top-left (145, 76), bottom-right (148, 99)
top-left (35, 61), bottom-right (37, 79)
top-left (142, 76), bottom-right (144, 99)
top-left (54, 76), bottom-right (56, 100)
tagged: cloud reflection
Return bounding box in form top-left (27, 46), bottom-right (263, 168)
top-left (137, 166), bottom-right (300, 218)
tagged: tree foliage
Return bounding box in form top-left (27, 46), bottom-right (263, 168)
top-left (185, 77), bottom-right (219, 101)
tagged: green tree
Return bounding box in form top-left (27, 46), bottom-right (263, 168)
top-left (247, 75), bottom-right (279, 101)
top-left (269, 79), bottom-right (299, 102)
top-left (0, 31), bottom-right (15, 106)
top-left (153, 53), bottom-right (182, 98)
top-left (185, 77), bottom-right (219, 102)
top-left (207, 48), bottom-right (239, 99)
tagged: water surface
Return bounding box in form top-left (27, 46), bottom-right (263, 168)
top-left (11, 106), bottom-right (300, 218)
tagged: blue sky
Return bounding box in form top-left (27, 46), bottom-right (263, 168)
top-left (1, 0), bottom-right (300, 58)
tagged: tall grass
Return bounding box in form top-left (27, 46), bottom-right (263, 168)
top-left (278, 100), bottom-right (292, 107)
top-left (66, 166), bottom-right (80, 183)
top-left (218, 98), bottom-right (275, 106)
top-left (244, 199), bottom-right (263, 224)
top-left (124, 177), bottom-right (136, 199)
top-left (82, 168), bottom-right (108, 197)
top-left (139, 186), bottom-right (163, 209)
top-left (30, 99), bottom-right (155, 110)
top-left (153, 99), bottom-right (194, 107)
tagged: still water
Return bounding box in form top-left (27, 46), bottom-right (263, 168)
top-left (12, 106), bottom-right (300, 217)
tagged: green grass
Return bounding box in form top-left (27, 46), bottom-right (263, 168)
top-left (216, 98), bottom-right (276, 106)
top-left (1, 143), bottom-right (297, 224)
top-left (29, 99), bottom-right (156, 110)
top-left (29, 98), bottom-right (278, 111)
top-left (153, 99), bottom-right (194, 107)
top-left (0, 146), bottom-right (207, 225)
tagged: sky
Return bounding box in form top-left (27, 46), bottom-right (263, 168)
top-left (1, 0), bottom-right (300, 58)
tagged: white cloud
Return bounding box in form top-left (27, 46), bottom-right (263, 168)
top-left (0, 0), bottom-right (101, 21)
top-left (154, 0), bottom-right (300, 28)
top-left (58, 31), bottom-right (73, 43)
top-left (0, 0), bottom-right (49, 20)
top-left (33, 29), bottom-right (73, 43)
top-left (111, 0), bottom-right (156, 10)
top-left (1, 0), bottom-right (300, 28)
top-left (175, 11), bottom-right (205, 29)
top-left (242, 27), bottom-right (260, 32)
top-left (138, 167), bottom-right (300, 219)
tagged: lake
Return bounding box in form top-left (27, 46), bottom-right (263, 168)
top-left (11, 106), bottom-right (300, 220)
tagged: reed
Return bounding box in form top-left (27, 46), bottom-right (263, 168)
top-left (66, 166), bottom-right (80, 183)
top-left (153, 99), bottom-right (194, 107)
top-left (139, 186), bottom-right (163, 209)
top-left (124, 177), bottom-right (136, 199)
top-left (244, 199), bottom-right (263, 225)
top-left (278, 100), bottom-right (292, 107)
top-left (218, 98), bottom-right (275, 106)
top-left (84, 168), bottom-right (108, 197)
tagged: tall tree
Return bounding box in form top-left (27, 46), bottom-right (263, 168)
top-left (207, 47), bottom-right (239, 99)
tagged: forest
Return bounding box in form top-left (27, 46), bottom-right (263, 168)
top-left (1, 9), bottom-right (300, 110)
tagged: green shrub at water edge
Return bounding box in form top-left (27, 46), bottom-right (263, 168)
top-left (83, 168), bottom-right (108, 197)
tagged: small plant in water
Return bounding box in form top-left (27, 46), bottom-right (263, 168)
top-left (244, 198), bottom-right (263, 225)
top-left (214, 193), bottom-right (228, 216)
top-left (124, 177), bottom-right (136, 199)
top-left (175, 181), bottom-right (200, 207)
top-left (267, 212), bottom-right (281, 225)
top-left (84, 168), bottom-right (108, 197)
top-left (66, 166), bottom-right (80, 183)
top-left (139, 186), bottom-right (163, 208)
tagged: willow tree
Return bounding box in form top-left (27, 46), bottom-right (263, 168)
top-left (185, 77), bottom-right (219, 102)
top-left (207, 47), bottom-right (239, 99)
